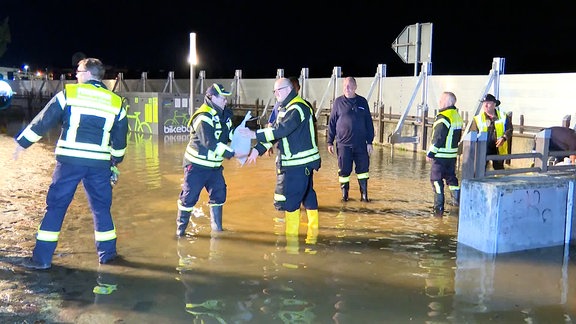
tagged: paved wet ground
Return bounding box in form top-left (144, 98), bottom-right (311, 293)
top-left (1, 129), bottom-right (575, 323)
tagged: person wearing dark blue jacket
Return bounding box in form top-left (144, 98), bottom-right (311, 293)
top-left (176, 83), bottom-right (246, 236)
top-left (243, 77), bottom-right (321, 239)
top-left (327, 77), bottom-right (375, 202)
top-left (14, 58), bottom-right (128, 269)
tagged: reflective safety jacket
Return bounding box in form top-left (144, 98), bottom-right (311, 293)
top-left (184, 101), bottom-right (234, 168)
top-left (427, 106), bottom-right (463, 159)
top-left (16, 81), bottom-right (128, 168)
top-left (253, 92), bottom-right (321, 170)
top-left (473, 108), bottom-right (509, 155)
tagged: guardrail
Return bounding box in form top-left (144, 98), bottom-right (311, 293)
top-left (461, 128), bottom-right (576, 179)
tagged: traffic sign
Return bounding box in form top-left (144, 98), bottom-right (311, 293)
top-left (391, 23), bottom-right (433, 64)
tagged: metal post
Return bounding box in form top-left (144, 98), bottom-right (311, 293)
top-left (168, 72), bottom-right (174, 93)
top-left (258, 68), bottom-right (284, 121)
top-left (112, 72), bottom-right (124, 92)
top-left (414, 22), bottom-right (421, 77)
top-left (300, 68), bottom-right (309, 98)
top-left (476, 132), bottom-right (488, 178)
top-left (420, 62), bottom-right (431, 151)
top-left (493, 57), bottom-right (505, 99)
top-left (140, 72), bottom-right (147, 92)
top-left (562, 115), bottom-right (571, 128)
top-left (234, 69), bottom-right (242, 106)
top-left (461, 131), bottom-right (478, 180)
top-left (58, 74), bottom-right (65, 92)
top-left (198, 70), bottom-right (206, 95)
top-left (534, 128), bottom-right (551, 172)
top-left (378, 64), bottom-right (386, 113)
top-left (315, 66), bottom-right (340, 119)
top-left (333, 66), bottom-right (342, 100)
top-left (275, 68), bottom-right (283, 104)
top-left (462, 57), bottom-right (505, 139)
top-left (276, 69), bottom-right (284, 79)
top-left (189, 32), bottom-right (197, 115)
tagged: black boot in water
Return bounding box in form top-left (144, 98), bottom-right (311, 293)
top-left (341, 182), bottom-right (349, 202)
top-left (359, 179), bottom-right (370, 202)
top-left (433, 193), bottom-right (445, 217)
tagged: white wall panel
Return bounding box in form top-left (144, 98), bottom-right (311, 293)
top-left (8, 72), bottom-right (576, 129)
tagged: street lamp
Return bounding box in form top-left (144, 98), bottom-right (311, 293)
top-left (189, 32), bottom-right (197, 115)
top-left (23, 64), bottom-right (29, 79)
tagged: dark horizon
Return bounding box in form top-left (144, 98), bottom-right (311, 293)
top-left (2, 1), bottom-right (576, 79)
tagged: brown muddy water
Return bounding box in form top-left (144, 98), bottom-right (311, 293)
top-left (6, 129), bottom-right (576, 323)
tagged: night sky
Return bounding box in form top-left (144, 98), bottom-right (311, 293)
top-left (2, 0), bottom-right (576, 79)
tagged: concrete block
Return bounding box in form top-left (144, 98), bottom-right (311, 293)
top-left (458, 175), bottom-right (570, 253)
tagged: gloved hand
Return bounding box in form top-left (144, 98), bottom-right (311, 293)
top-left (110, 165), bottom-right (120, 186)
top-left (13, 144), bottom-right (25, 160)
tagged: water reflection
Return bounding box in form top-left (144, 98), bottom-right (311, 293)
top-left (177, 234), bottom-right (259, 322)
top-left (126, 132), bottom-right (161, 189)
top-left (453, 244), bottom-right (573, 322)
top-left (7, 127), bottom-right (576, 323)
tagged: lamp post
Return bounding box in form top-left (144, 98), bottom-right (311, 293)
top-left (189, 32), bottom-right (197, 116)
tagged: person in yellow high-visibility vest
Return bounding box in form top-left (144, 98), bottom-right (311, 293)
top-left (469, 94), bottom-right (513, 170)
top-left (426, 91), bottom-right (463, 217)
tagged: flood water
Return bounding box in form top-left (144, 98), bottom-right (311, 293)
top-left (15, 130), bottom-right (576, 323)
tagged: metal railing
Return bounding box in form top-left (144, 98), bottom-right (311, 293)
top-left (461, 128), bottom-right (576, 179)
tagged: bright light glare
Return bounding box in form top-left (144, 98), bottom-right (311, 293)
top-left (189, 32), bottom-right (197, 65)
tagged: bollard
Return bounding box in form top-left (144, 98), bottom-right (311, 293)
top-left (562, 115), bottom-right (571, 128)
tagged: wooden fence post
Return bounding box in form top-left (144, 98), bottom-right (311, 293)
top-left (254, 99), bottom-right (260, 117)
top-left (379, 104), bottom-right (385, 144)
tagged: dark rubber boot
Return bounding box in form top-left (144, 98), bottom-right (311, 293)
top-left (450, 189), bottom-right (460, 207)
top-left (341, 182), bottom-right (349, 202)
top-left (176, 210), bottom-right (191, 237)
top-left (359, 179), bottom-right (370, 202)
top-left (210, 205), bottom-right (223, 231)
top-left (433, 193), bottom-right (445, 217)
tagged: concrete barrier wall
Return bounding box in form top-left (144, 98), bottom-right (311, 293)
top-left (5, 72), bottom-right (576, 131)
top-left (459, 174), bottom-right (574, 253)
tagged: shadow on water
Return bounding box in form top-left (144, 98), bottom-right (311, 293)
top-left (4, 121), bottom-right (576, 323)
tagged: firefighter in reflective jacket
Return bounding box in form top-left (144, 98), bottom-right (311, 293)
top-left (14, 58), bottom-right (128, 269)
top-left (243, 77), bottom-right (321, 238)
top-left (176, 83), bottom-right (245, 236)
top-left (426, 91), bottom-right (463, 217)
